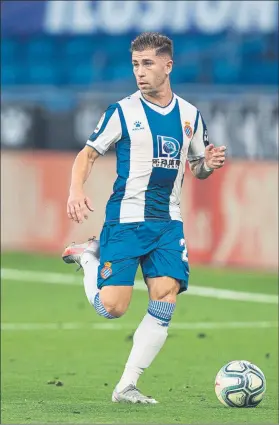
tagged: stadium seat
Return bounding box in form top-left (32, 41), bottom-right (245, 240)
top-left (213, 59), bottom-right (239, 84)
top-left (67, 61), bottom-right (94, 85)
top-left (241, 61), bottom-right (278, 85)
top-left (1, 65), bottom-right (18, 85)
top-left (64, 37), bottom-right (97, 57)
top-left (25, 37), bottom-right (56, 58)
top-left (111, 64), bottom-right (133, 83)
top-left (28, 61), bottom-right (60, 85)
top-left (1, 39), bottom-right (18, 61)
top-left (174, 52), bottom-right (201, 83)
top-left (103, 35), bottom-right (130, 58)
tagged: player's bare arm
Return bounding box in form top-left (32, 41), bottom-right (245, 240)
top-left (190, 144), bottom-right (226, 179)
top-left (67, 145), bottom-right (99, 223)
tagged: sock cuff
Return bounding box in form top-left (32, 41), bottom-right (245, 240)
top-left (93, 293), bottom-right (116, 319)
top-left (147, 300), bottom-right (176, 323)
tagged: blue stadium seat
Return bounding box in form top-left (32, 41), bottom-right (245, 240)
top-left (16, 64), bottom-right (30, 85)
top-left (1, 39), bottom-right (18, 61)
top-left (241, 61), bottom-right (278, 85)
top-left (25, 37), bottom-right (56, 58)
top-left (66, 61), bottom-right (94, 85)
top-left (241, 36), bottom-right (266, 56)
top-left (174, 52), bottom-right (201, 83)
top-left (265, 63), bottom-right (279, 85)
top-left (111, 64), bottom-right (133, 82)
top-left (64, 37), bottom-right (97, 58)
top-left (174, 35), bottom-right (214, 59)
top-left (102, 35), bottom-right (130, 58)
top-left (213, 59), bottom-right (239, 84)
top-left (28, 60), bottom-right (60, 85)
top-left (1, 65), bottom-right (18, 85)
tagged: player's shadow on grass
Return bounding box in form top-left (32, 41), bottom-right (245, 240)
top-left (207, 405), bottom-right (275, 410)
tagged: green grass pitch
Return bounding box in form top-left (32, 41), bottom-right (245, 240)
top-left (1, 252), bottom-right (278, 424)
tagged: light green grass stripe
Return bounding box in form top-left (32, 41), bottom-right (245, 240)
top-left (1, 321), bottom-right (278, 331)
top-left (1, 268), bottom-right (278, 304)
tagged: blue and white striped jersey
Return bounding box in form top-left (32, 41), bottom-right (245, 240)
top-left (87, 90), bottom-right (209, 224)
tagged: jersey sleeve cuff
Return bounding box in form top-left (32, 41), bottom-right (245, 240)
top-left (86, 140), bottom-right (104, 155)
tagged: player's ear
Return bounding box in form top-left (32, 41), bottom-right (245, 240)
top-left (165, 59), bottom-right (173, 75)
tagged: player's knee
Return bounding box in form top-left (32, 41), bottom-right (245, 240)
top-left (93, 287), bottom-right (131, 319)
top-left (101, 297), bottom-right (128, 318)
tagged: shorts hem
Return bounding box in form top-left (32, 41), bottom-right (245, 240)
top-left (143, 274), bottom-right (189, 294)
top-left (97, 280), bottom-right (135, 289)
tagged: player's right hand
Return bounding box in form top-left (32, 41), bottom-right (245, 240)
top-left (67, 192), bottom-right (94, 224)
top-left (205, 144), bottom-right (226, 170)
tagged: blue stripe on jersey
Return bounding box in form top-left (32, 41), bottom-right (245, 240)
top-left (200, 113), bottom-right (209, 147)
top-left (140, 99), bottom-right (183, 220)
top-left (193, 110), bottom-right (200, 136)
top-left (181, 174), bottom-right (184, 189)
top-left (88, 104), bottom-right (118, 142)
top-left (105, 104), bottom-right (130, 223)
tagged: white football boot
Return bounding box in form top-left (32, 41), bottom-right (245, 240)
top-left (62, 237), bottom-right (100, 270)
top-left (112, 385), bottom-right (158, 404)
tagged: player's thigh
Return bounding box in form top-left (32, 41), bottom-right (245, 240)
top-left (97, 223), bottom-right (140, 312)
top-left (141, 220), bottom-right (190, 297)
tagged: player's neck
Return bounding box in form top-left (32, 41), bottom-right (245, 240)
top-left (141, 85), bottom-right (173, 108)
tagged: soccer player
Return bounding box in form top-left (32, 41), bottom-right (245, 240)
top-left (62, 32), bottom-right (226, 404)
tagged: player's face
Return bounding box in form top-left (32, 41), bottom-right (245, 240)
top-left (132, 49), bottom-right (173, 95)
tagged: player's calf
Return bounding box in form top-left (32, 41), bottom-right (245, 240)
top-left (93, 286), bottom-right (133, 319)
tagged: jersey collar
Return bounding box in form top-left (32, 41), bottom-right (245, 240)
top-left (139, 91), bottom-right (177, 115)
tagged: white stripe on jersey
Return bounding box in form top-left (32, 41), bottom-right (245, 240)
top-left (169, 96), bottom-right (198, 220)
top-left (86, 108), bottom-right (121, 155)
top-left (169, 154), bottom-right (186, 220)
top-left (118, 94), bottom-right (153, 223)
top-left (187, 112), bottom-right (206, 161)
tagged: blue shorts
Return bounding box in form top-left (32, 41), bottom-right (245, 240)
top-left (97, 220), bottom-right (189, 294)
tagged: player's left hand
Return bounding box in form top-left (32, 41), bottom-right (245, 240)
top-left (205, 144), bottom-right (226, 170)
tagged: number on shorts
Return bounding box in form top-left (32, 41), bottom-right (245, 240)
top-left (180, 238), bottom-right (188, 262)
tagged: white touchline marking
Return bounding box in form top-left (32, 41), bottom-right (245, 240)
top-left (1, 268), bottom-right (278, 304)
top-left (1, 321), bottom-right (278, 331)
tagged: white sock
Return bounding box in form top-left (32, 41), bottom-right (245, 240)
top-left (116, 312), bottom-right (170, 392)
top-left (80, 252), bottom-right (99, 305)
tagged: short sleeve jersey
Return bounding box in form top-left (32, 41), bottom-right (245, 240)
top-left (87, 91), bottom-right (209, 224)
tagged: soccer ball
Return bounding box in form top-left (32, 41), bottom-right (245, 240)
top-left (215, 360), bottom-right (266, 408)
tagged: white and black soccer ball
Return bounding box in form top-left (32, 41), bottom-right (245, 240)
top-left (215, 360), bottom-right (266, 408)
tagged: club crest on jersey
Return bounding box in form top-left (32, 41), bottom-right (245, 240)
top-left (184, 121), bottom-right (193, 139)
top-left (101, 262), bottom-right (112, 279)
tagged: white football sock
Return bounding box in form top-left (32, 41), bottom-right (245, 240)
top-left (80, 252), bottom-right (99, 305)
top-left (116, 312), bottom-right (170, 392)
